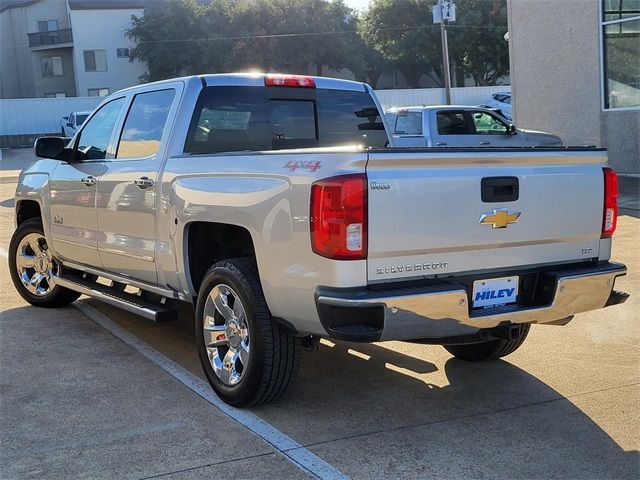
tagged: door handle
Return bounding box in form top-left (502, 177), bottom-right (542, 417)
top-left (81, 176), bottom-right (96, 187)
top-left (134, 176), bottom-right (154, 189)
top-left (479, 141), bottom-right (491, 145)
top-left (435, 142), bottom-right (447, 146)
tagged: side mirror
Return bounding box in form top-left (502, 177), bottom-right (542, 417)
top-left (507, 124), bottom-right (516, 135)
top-left (67, 121), bottom-right (73, 127)
top-left (34, 136), bottom-right (68, 160)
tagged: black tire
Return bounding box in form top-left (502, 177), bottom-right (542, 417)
top-left (8, 218), bottom-right (81, 307)
top-left (195, 258), bottom-right (301, 407)
top-left (443, 324), bottom-right (531, 361)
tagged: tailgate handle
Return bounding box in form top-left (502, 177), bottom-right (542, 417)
top-left (481, 176), bottom-right (519, 202)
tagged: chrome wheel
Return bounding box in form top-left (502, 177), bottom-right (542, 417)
top-left (203, 284), bottom-right (250, 386)
top-left (15, 233), bottom-right (57, 296)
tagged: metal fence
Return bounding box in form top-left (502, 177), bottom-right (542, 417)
top-left (375, 86), bottom-right (511, 110)
top-left (0, 86), bottom-right (511, 138)
top-left (0, 97), bottom-right (102, 136)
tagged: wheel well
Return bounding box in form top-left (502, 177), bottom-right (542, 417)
top-left (186, 222), bottom-right (256, 293)
top-left (16, 200), bottom-right (41, 225)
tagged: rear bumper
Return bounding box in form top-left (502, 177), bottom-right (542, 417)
top-left (315, 262), bottom-right (628, 342)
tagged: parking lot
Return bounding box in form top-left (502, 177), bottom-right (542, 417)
top-left (1, 147), bottom-right (638, 479)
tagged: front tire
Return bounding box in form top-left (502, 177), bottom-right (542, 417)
top-left (195, 258), bottom-right (300, 407)
top-left (8, 218), bottom-right (81, 307)
top-left (443, 324), bottom-right (531, 361)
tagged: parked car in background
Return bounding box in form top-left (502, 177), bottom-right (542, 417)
top-left (60, 111), bottom-right (90, 137)
top-left (386, 106), bottom-right (562, 148)
top-left (483, 92), bottom-right (512, 120)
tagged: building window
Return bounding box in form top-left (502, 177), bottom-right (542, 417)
top-left (45, 93), bottom-right (67, 98)
top-left (116, 48), bottom-right (130, 58)
top-left (41, 57), bottom-right (63, 77)
top-left (602, 1), bottom-right (640, 109)
top-left (38, 20), bottom-right (59, 32)
top-left (84, 50), bottom-right (107, 72)
top-left (88, 88), bottom-right (110, 97)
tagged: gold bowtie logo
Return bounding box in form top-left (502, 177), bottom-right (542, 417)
top-left (479, 209), bottom-right (521, 229)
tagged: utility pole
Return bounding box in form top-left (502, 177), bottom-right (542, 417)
top-left (433, 0), bottom-right (455, 105)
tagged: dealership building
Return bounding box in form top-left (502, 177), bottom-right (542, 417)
top-left (507, 0), bottom-right (639, 174)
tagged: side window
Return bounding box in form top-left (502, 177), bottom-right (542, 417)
top-left (394, 112), bottom-right (422, 135)
top-left (185, 87), bottom-right (271, 154)
top-left (76, 98), bottom-right (125, 160)
top-left (436, 111), bottom-right (473, 135)
top-left (270, 99), bottom-right (316, 149)
top-left (471, 112), bottom-right (508, 135)
top-left (116, 89), bottom-right (175, 159)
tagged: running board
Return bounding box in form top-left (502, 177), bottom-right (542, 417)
top-left (54, 271), bottom-right (180, 322)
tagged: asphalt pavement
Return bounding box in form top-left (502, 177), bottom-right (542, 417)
top-left (1, 148), bottom-right (638, 479)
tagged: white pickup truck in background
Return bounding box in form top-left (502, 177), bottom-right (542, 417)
top-left (386, 105), bottom-right (562, 148)
top-left (12, 73), bottom-right (628, 407)
top-left (60, 111), bottom-right (90, 137)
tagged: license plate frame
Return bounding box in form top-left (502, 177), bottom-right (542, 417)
top-left (472, 276), bottom-right (519, 308)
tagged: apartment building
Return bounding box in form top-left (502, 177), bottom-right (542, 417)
top-left (0, 0), bottom-right (147, 99)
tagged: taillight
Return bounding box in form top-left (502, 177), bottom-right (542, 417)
top-left (310, 174), bottom-right (367, 260)
top-left (602, 167), bottom-right (618, 238)
top-left (264, 74), bottom-right (315, 88)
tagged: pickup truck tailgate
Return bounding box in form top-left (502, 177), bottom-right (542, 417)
top-left (365, 149), bottom-right (606, 282)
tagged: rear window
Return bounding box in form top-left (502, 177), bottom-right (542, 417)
top-left (393, 112), bottom-right (422, 134)
top-left (184, 86), bottom-right (387, 154)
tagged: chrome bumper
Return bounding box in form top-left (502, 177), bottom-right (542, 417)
top-left (316, 262), bottom-right (628, 342)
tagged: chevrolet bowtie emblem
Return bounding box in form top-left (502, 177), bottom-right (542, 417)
top-left (479, 209), bottom-right (521, 229)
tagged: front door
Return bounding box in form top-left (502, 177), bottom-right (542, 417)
top-left (468, 111), bottom-right (522, 147)
top-left (48, 97), bottom-right (125, 266)
top-left (96, 88), bottom-right (177, 284)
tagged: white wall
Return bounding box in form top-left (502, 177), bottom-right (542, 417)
top-left (69, 8), bottom-right (145, 97)
top-left (375, 86), bottom-right (511, 111)
top-left (0, 86), bottom-right (512, 136)
top-left (0, 97), bottom-right (102, 135)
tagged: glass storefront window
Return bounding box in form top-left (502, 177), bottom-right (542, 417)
top-left (602, 3), bottom-right (640, 109)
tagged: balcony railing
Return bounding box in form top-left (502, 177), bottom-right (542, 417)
top-left (28, 28), bottom-right (73, 48)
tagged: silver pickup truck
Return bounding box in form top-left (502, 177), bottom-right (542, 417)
top-left (9, 74), bottom-right (628, 407)
top-left (386, 105), bottom-right (562, 148)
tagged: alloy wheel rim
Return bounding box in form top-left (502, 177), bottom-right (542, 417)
top-left (203, 284), bottom-right (250, 386)
top-left (16, 233), bottom-right (56, 296)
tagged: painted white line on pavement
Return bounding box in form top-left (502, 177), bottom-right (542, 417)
top-left (72, 301), bottom-right (348, 480)
top-left (0, 247), bottom-right (347, 479)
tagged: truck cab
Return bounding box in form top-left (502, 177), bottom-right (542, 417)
top-left (386, 105), bottom-right (562, 148)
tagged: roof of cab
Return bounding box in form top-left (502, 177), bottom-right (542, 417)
top-left (112, 73), bottom-right (369, 95)
top-left (386, 105), bottom-right (495, 113)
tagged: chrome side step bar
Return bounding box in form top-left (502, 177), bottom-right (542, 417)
top-left (54, 271), bottom-right (180, 322)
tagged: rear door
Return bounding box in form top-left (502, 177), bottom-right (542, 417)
top-left (431, 110), bottom-right (477, 147)
top-left (365, 149), bottom-right (605, 283)
top-left (95, 86), bottom-right (179, 283)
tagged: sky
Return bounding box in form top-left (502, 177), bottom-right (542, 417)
top-left (343, 0), bottom-right (371, 11)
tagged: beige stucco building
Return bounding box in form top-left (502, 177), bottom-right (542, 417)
top-left (507, 0), bottom-right (639, 174)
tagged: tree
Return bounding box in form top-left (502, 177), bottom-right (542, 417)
top-left (126, 0), bottom-right (237, 82)
top-left (360, 0), bottom-right (509, 87)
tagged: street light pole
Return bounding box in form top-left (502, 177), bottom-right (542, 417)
top-left (440, 17), bottom-right (452, 105)
top-left (434, 0), bottom-right (455, 105)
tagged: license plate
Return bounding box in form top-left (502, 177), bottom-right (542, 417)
top-left (472, 276), bottom-right (519, 308)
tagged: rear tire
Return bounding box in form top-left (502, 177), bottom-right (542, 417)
top-left (195, 258), bottom-right (300, 407)
top-left (9, 218), bottom-right (81, 307)
top-left (443, 324), bottom-right (531, 361)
